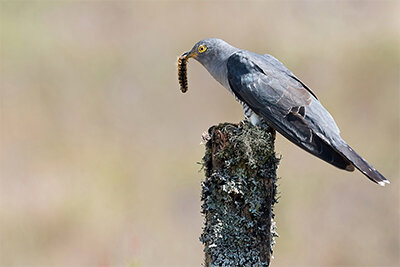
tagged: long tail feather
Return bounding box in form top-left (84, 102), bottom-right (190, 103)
top-left (333, 142), bottom-right (390, 186)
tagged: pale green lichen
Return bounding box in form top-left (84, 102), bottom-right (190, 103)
top-left (201, 121), bottom-right (280, 267)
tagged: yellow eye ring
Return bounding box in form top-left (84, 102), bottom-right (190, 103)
top-left (198, 45), bottom-right (207, 53)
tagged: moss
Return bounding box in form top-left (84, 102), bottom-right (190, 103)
top-left (200, 121), bottom-right (279, 266)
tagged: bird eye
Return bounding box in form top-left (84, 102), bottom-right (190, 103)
top-left (198, 45), bottom-right (207, 53)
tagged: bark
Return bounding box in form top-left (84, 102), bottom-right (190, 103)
top-left (200, 121), bottom-right (279, 267)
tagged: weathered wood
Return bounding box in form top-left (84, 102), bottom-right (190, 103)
top-left (200, 121), bottom-right (279, 266)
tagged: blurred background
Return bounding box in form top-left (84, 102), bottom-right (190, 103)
top-left (1, 1), bottom-right (399, 266)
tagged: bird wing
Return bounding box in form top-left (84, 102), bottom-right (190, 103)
top-left (226, 51), bottom-right (353, 170)
top-left (262, 54), bottom-right (319, 100)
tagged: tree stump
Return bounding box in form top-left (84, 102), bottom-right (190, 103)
top-left (200, 121), bottom-right (279, 266)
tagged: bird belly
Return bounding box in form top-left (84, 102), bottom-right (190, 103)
top-left (241, 102), bottom-right (262, 126)
top-left (224, 81), bottom-right (263, 126)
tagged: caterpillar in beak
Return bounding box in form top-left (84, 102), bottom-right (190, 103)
top-left (178, 53), bottom-right (189, 93)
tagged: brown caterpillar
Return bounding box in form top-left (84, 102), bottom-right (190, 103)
top-left (178, 54), bottom-right (188, 93)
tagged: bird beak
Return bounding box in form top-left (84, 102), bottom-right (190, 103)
top-left (181, 50), bottom-right (198, 59)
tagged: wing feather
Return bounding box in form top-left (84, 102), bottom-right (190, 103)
top-left (227, 51), bottom-right (352, 170)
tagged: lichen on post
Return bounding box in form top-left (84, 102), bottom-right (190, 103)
top-left (200, 121), bottom-right (279, 266)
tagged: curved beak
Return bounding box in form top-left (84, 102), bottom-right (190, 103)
top-left (180, 50), bottom-right (198, 60)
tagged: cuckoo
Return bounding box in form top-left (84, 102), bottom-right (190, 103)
top-left (178, 38), bottom-right (389, 186)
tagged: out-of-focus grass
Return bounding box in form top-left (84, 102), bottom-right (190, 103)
top-left (1, 1), bottom-right (399, 266)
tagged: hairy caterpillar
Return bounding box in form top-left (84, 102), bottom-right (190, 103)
top-left (178, 54), bottom-right (188, 93)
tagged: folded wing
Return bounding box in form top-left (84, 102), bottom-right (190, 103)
top-left (227, 51), bottom-right (353, 171)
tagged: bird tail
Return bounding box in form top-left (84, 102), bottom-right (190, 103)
top-left (333, 142), bottom-right (390, 186)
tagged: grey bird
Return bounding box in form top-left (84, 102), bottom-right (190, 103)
top-left (180, 38), bottom-right (389, 186)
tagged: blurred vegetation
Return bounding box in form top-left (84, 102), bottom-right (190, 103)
top-left (0, 1), bottom-right (399, 266)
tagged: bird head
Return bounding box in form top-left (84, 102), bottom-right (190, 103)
top-left (181, 38), bottom-right (236, 68)
top-left (178, 38), bottom-right (239, 92)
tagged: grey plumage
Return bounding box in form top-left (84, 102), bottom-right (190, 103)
top-left (180, 38), bottom-right (389, 186)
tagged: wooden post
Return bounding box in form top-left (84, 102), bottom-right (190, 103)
top-left (200, 121), bottom-right (279, 266)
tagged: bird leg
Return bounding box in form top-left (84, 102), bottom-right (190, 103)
top-left (244, 112), bottom-right (276, 140)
